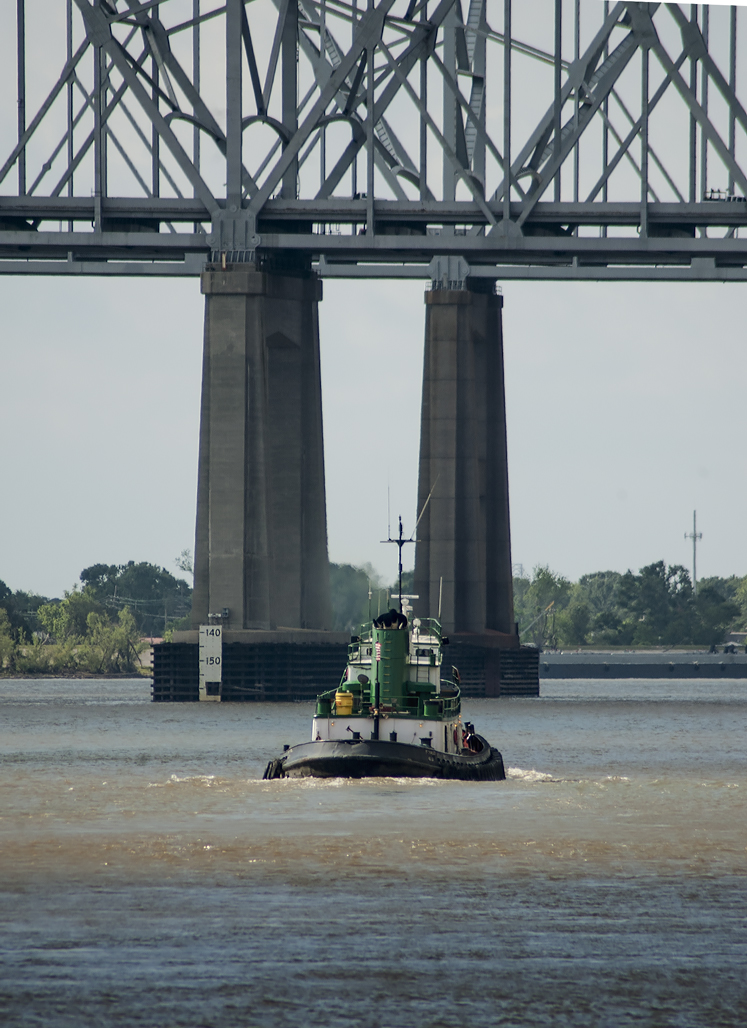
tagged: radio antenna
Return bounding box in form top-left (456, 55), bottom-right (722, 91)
top-left (382, 516), bottom-right (415, 614)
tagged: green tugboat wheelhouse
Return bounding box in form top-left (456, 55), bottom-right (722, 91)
top-left (263, 520), bottom-right (506, 782)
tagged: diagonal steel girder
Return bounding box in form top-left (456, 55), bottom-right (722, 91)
top-left (503, 3), bottom-right (641, 227)
top-left (0, 38), bottom-right (92, 191)
top-left (377, 37), bottom-right (497, 226)
top-left (120, 0), bottom-right (260, 196)
top-left (292, 0), bottom-right (413, 202)
top-left (493, 2), bottom-right (628, 203)
top-left (312, 0), bottom-right (459, 202)
top-left (585, 47), bottom-right (689, 205)
top-left (247, 0), bottom-right (402, 218)
top-left (73, 0), bottom-right (220, 216)
top-left (496, 1), bottom-right (746, 229)
top-left (3, 0), bottom-right (747, 279)
top-left (297, 0), bottom-right (417, 178)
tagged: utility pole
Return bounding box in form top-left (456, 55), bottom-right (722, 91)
top-left (685, 510), bottom-right (703, 596)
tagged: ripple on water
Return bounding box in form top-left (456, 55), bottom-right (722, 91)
top-left (1, 680), bottom-right (746, 1026)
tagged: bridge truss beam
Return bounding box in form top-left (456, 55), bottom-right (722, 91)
top-left (2, 1), bottom-right (747, 281)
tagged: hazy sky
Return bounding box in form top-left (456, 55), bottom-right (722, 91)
top-left (1, 0), bottom-right (746, 597)
top-left (1, 273), bottom-right (745, 598)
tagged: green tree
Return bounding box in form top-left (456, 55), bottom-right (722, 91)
top-left (38, 589), bottom-right (105, 641)
top-left (0, 578), bottom-right (50, 639)
top-left (568, 571), bottom-right (625, 644)
top-left (692, 585), bottom-right (740, 647)
top-left (699, 575), bottom-right (743, 605)
top-left (577, 570), bottom-right (623, 613)
top-left (12, 632), bottom-right (52, 674)
top-left (576, 571), bottom-right (620, 639)
top-left (698, 575), bottom-right (747, 633)
top-left (733, 579), bottom-right (747, 629)
top-left (555, 595), bottom-right (592, 646)
top-left (511, 560), bottom-right (745, 649)
top-left (514, 565), bottom-right (571, 647)
top-left (615, 561), bottom-right (695, 645)
top-left (512, 574), bottom-right (531, 621)
top-left (77, 608), bottom-right (144, 674)
top-left (0, 607), bottom-right (16, 670)
top-left (80, 561), bottom-right (191, 636)
top-left (175, 549), bottom-right (194, 580)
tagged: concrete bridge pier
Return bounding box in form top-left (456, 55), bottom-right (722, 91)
top-left (414, 282), bottom-right (535, 695)
top-left (154, 265), bottom-right (538, 702)
top-left (190, 263), bottom-right (332, 632)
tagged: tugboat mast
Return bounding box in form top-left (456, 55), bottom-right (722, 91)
top-left (383, 516), bottom-right (414, 614)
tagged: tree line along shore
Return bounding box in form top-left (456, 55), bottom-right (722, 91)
top-left (1, 559), bottom-right (744, 676)
top-left (333, 561), bottom-right (747, 651)
top-left (0, 561), bottom-right (191, 676)
top-left (513, 563), bottom-right (746, 651)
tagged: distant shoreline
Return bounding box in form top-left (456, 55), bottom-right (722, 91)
top-left (0, 672), bottom-right (151, 680)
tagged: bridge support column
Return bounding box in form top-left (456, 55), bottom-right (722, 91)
top-left (191, 263), bottom-right (332, 631)
top-left (414, 283), bottom-right (517, 645)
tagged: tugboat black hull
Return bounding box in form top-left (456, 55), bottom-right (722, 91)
top-left (263, 735), bottom-right (505, 782)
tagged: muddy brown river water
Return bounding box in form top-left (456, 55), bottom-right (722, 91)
top-left (1, 678), bottom-right (745, 1026)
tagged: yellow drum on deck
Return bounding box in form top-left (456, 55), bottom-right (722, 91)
top-left (335, 690), bottom-right (354, 715)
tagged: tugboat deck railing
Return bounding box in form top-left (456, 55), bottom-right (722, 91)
top-left (348, 618), bottom-right (444, 667)
top-left (315, 685), bottom-right (461, 720)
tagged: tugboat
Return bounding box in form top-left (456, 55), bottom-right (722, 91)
top-left (263, 520), bottom-right (506, 782)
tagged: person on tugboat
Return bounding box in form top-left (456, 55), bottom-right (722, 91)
top-left (373, 608), bottom-right (408, 629)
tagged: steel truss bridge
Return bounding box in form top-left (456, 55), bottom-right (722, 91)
top-left (2, 0), bottom-right (747, 281)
